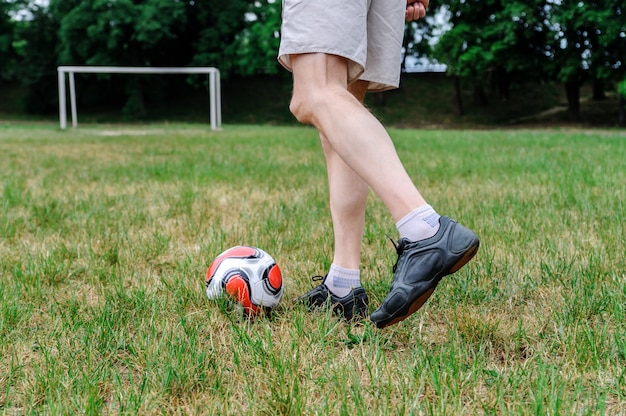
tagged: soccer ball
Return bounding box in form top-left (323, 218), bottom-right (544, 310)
top-left (205, 246), bottom-right (283, 318)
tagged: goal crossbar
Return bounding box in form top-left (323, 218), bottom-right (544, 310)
top-left (57, 66), bottom-right (222, 130)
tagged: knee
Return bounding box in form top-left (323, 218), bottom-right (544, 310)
top-left (289, 87), bottom-right (338, 125)
top-left (289, 90), bottom-right (316, 125)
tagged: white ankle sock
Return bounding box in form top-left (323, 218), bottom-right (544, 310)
top-left (325, 263), bottom-right (361, 298)
top-left (396, 205), bottom-right (441, 242)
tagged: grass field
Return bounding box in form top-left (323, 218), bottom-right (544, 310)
top-left (0, 122), bottom-right (625, 414)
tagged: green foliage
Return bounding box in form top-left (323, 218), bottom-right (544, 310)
top-left (552, 0), bottom-right (625, 82)
top-left (619, 78), bottom-right (626, 97)
top-left (229, 0), bottom-right (282, 75)
top-left (546, 0), bottom-right (588, 84)
top-left (10, 2), bottom-right (59, 113)
top-left (54, 0), bottom-right (188, 66)
top-left (48, 0), bottom-right (252, 116)
top-left (543, 0), bottom-right (626, 119)
top-left (402, 17), bottom-right (435, 72)
top-left (432, 0), bottom-right (625, 122)
top-left (434, 0), bottom-right (551, 84)
top-left (186, 0), bottom-right (250, 72)
top-left (0, 3), bottom-right (12, 80)
top-left (0, 0), bottom-right (27, 81)
top-left (2, 0), bottom-right (626, 123)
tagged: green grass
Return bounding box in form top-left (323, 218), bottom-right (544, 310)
top-left (0, 122), bottom-right (625, 414)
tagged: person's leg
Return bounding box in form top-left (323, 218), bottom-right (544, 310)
top-left (319, 80), bottom-right (369, 297)
top-left (298, 79), bottom-right (371, 319)
top-left (289, 53), bottom-right (427, 223)
top-left (291, 52), bottom-right (478, 328)
top-left (323, 80), bottom-right (368, 270)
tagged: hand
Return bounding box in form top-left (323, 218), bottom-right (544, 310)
top-left (406, 0), bottom-right (428, 22)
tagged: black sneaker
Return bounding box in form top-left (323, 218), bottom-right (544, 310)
top-left (299, 275), bottom-right (369, 322)
top-left (370, 216), bottom-right (479, 329)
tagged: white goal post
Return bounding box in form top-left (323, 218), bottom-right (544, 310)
top-left (57, 66), bottom-right (222, 130)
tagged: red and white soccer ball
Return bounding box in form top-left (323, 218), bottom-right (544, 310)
top-left (205, 246), bottom-right (283, 318)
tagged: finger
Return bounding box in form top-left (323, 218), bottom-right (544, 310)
top-left (409, 0), bottom-right (429, 11)
top-left (417, 2), bottom-right (426, 18)
top-left (405, 3), bottom-right (426, 21)
top-left (405, 4), bottom-right (417, 21)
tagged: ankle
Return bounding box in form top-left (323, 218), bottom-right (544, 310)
top-left (396, 205), bottom-right (441, 242)
top-left (325, 263), bottom-right (361, 298)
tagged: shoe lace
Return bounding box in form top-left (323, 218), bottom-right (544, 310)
top-left (386, 234), bottom-right (402, 273)
top-left (294, 275), bottom-right (327, 304)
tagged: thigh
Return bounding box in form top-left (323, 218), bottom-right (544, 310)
top-left (290, 53), bottom-right (351, 94)
top-left (278, 0), bottom-right (368, 84)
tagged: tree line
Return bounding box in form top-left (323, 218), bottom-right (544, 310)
top-left (428, 0), bottom-right (626, 123)
top-left (1, 0), bottom-right (625, 124)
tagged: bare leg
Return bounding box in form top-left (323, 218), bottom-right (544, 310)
top-left (287, 3), bottom-right (479, 328)
top-left (289, 53), bottom-right (427, 223)
top-left (321, 80), bottom-right (369, 270)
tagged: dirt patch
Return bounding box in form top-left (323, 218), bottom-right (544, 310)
top-left (97, 130), bottom-right (162, 136)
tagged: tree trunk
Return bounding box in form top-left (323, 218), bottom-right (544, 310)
top-left (474, 85), bottom-right (488, 106)
top-left (592, 78), bottom-right (605, 100)
top-left (564, 81), bottom-right (581, 121)
top-left (453, 75), bottom-right (463, 116)
top-left (619, 95), bottom-right (626, 127)
top-left (123, 78), bottom-right (147, 118)
top-left (497, 69), bottom-right (510, 101)
top-left (124, 42), bottom-right (147, 118)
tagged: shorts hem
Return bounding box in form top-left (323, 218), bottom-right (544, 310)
top-left (278, 48), bottom-right (398, 92)
top-left (279, 47), bottom-right (364, 69)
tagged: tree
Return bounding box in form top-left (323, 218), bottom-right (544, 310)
top-left (0, 0), bottom-right (25, 82)
top-left (433, 0), bottom-right (551, 115)
top-left (186, 0), bottom-right (252, 74)
top-left (228, 0), bottom-right (282, 75)
top-left (10, 1), bottom-right (60, 113)
top-left (402, 17), bottom-right (434, 73)
top-left (4, 0), bottom-right (269, 117)
top-left (0, 2), bottom-right (12, 81)
top-left (545, 0), bottom-right (593, 121)
top-left (619, 79), bottom-right (626, 125)
top-left (51, 0), bottom-right (252, 116)
top-left (52, 0), bottom-right (190, 115)
top-left (54, 0), bottom-right (188, 66)
top-left (545, 0), bottom-right (626, 121)
top-left (588, 0), bottom-right (626, 120)
top-left (432, 0), bottom-right (625, 124)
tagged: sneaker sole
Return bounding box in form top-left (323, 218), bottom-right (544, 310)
top-left (375, 242), bottom-right (479, 328)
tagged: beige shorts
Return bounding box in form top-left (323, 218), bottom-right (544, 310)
top-left (278, 0), bottom-right (406, 92)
